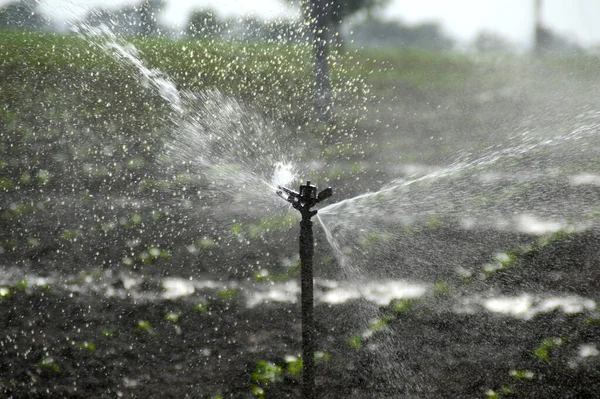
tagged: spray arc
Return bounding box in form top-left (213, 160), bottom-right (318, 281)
top-left (276, 181), bottom-right (332, 399)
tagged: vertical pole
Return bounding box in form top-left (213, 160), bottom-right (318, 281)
top-left (299, 215), bottom-right (315, 399)
top-left (534, 0), bottom-right (543, 55)
top-left (308, 0), bottom-right (334, 124)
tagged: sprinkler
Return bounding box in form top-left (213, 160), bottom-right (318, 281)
top-left (277, 181), bottom-right (332, 399)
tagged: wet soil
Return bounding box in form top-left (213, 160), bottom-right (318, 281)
top-left (1, 230), bottom-right (600, 398)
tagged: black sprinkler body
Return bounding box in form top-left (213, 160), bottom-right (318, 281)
top-left (276, 181), bottom-right (332, 399)
top-left (277, 181), bottom-right (332, 218)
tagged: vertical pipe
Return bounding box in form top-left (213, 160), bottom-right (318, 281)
top-left (299, 215), bottom-right (315, 399)
top-left (308, 0), bottom-right (334, 124)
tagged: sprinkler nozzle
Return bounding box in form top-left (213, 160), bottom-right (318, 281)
top-left (317, 187), bottom-right (332, 202)
top-left (277, 181), bottom-right (332, 217)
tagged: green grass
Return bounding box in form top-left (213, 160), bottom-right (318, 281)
top-left (0, 30), bottom-right (311, 124)
top-left (0, 30), bottom-right (481, 110)
top-left (353, 46), bottom-right (476, 88)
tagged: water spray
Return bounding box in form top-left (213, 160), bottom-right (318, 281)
top-left (277, 181), bottom-right (332, 399)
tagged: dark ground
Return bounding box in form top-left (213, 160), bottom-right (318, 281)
top-left (2, 229), bottom-right (600, 398)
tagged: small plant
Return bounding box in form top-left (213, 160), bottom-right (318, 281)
top-left (60, 229), bottom-right (79, 241)
top-left (509, 369), bottom-right (534, 380)
top-left (136, 320), bottom-right (152, 332)
top-left (101, 328), bottom-right (115, 338)
top-left (314, 351), bottom-right (330, 362)
top-left (433, 281), bottom-right (452, 296)
top-left (137, 245), bottom-right (170, 264)
top-left (234, 214), bottom-right (299, 239)
top-left (37, 169), bottom-right (50, 184)
top-left (7, 202), bottom-right (27, 218)
top-left (14, 279), bottom-right (29, 292)
top-left (533, 337), bottom-right (563, 362)
top-left (361, 231), bottom-right (381, 247)
top-left (482, 251), bottom-right (519, 277)
top-left (427, 215), bottom-right (441, 230)
top-left (38, 357), bottom-right (60, 373)
top-left (150, 246), bottom-right (170, 259)
top-left (586, 312), bottom-right (600, 325)
top-left (217, 287), bottom-right (238, 300)
top-left (251, 361), bottom-right (283, 384)
top-left (485, 386), bottom-right (513, 399)
top-left (198, 236), bottom-right (217, 248)
top-left (130, 212), bottom-right (143, 225)
top-left (369, 316), bottom-right (391, 332)
top-left (194, 302), bottom-right (208, 313)
top-left (80, 341), bottom-right (96, 352)
top-left (347, 334), bottom-right (362, 349)
top-left (287, 258), bottom-right (301, 277)
top-left (251, 360), bottom-right (283, 397)
top-left (0, 177), bottom-right (14, 190)
top-left (285, 355), bottom-right (302, 375)
top-left (122, 256), bottom-right (135, 267)
top-left (392, 298), bottom-right (418, 313)
top-left (534, 229), bottom-right (573, 250)
top-left (126, 157), bottom-right (146, 169)
top-left (485, 389), bottom-right (499, 399)
top-left (230, 222), bottom-right (243, 236)
top-left (250, 385), bottom-right (265, 398)
top-left (165, 312), bottom-right (180, 323)
top-left (253, 269), bottom-right (271, 282)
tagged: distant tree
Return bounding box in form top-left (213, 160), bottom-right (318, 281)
top-left (351, 18), bottom-right (454, 50)
top-left (186, 9), bottom-right (222, 39)
top-left (81, 7), bottom-right (139, 36)
top-left (306, 0), bottom-right (334, 124)
top-left (137, 0), bottom-right (165, 37)
top-left (0, 0), bottom-right (49, 31)
top-left (81, 1), bottom-right (165, 37)
top-left (233, 17), bottom-right (268, 42)
top-left (289, 0), bottom-right (389, 47)
top-left (535, 25), bottom-right (581, 55)
top-left (474, 31), bottom-right (513, 53)
top-left (406, 22), bottom-right (453, 49)
top-left (287, 0), bottom-right (390, 121)
top-left (328, 0), bottom-right (389, 47)
top-left (533, 0), bottom-right (581, 55)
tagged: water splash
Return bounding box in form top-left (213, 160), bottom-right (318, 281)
top-left (321, 115), bottom-right (600, 219)
top-left (272, 161), bottom-right (296, 189)
top-left (74, 22), bottom-right (298, 214)
top-left (74, 23), bottom-right (185, 113)
top-left (318, 113), bottom-right (600, 283)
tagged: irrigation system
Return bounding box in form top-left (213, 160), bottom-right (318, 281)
top-left (277, 181), bottom-right (332, 399)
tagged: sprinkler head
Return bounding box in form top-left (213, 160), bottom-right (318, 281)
top-left (299, 181), bottom-right (318, 207)
top-left (277, 180), bottom-right (332, 217)
top-left (317, 187), bottom-right (332, 202)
